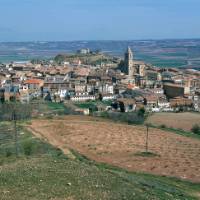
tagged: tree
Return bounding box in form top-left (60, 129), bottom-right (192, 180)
top-left (191, 124), bottom-right (200, 135)
top-left (143, 98), bottom-right (147, 106)
top-left (0, 102), bottom-right (32, 157)
top-left (40, 87), bottom-right (44, 98)
top-left (119, 102), bottom-right (125, 112)
top-left (12, 108), bottom-right (19, 157)
top-left (137, 107), bottom-right (145, 118)
top-left (99, 93), bottom-right (103, 101)
top-left (89, 105), bottom-right (98, 115)
top-left (0, 88), bottom-right (5, 103)
top-left (111, 101), bottom-right (118, 110)
top-left (44, 92), bottom-right (52, 102)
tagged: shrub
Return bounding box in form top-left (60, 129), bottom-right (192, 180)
top-left (107, 112), bottom-right (145, 125)
top-left (137, 108), bottom-right (145, 117)
top-left (23, 140), bottom-right (35, 156)
top-left (26, 121), bottom-right (32, 125)
top-left (191, 124), bottom-right (200, 135)
top-left (134, 151), bottom-right (159, 157)
top-left (100, 112), bottom-right (109, 118)
top-left (160, 124), bottom-right (166, 129)
top-left (54, 148), bottom-right (63, 157)
top-left (46, 115), bottom-right (53, 119)
top-left (64, 107), bottom-right (76, 115)
top-left (5, 149), bottom-right (12, 157)
top-left (94, 111), bottom-right (145, 125)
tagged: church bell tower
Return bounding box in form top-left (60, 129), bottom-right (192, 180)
top-left (124, 47), bottom-right (134, 76)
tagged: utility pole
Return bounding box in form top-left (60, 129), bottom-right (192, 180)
top-left (11, 94), bottom-right (19, 157)
top-left (145, 124), bottom-right (149, 153)
top-left (13, 105), bottom-right (19, 157)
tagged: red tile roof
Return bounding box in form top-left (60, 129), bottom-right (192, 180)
top-left (24, 79), bottom-right (43, 84)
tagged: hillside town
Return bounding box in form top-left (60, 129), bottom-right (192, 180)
top-left (0, 47), bottom-right (200, 114)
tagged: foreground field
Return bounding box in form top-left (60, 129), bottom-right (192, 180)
top-left (1, 122), bottom-right (200, 200)
top-left (147, 112), bottom-right (200, 132)
top-left (29, 115), bottom-right (200, 183)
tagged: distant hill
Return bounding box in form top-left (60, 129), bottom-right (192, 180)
top-left (54, 52), bottom-right (118, 65)
top-left (1, 39), bottom-right (200, 68)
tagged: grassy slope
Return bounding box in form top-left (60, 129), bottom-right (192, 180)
top-left (0, 122), bottom-right (200, 200)
top-left (146, 123), bottom-right (200, 140)
top-left (146, 113), bottom-right (200, 140)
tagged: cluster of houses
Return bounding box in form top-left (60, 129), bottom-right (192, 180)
top-left (0, 48), bottom-right (200, 113)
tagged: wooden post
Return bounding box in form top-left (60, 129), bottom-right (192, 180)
top-left (145, 124), bottom-right (149, 153)
top-left (13, 108), bottom-right (19, 157)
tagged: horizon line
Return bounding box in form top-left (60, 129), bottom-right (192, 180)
top-left (1, 38), bottom-right (200, 43)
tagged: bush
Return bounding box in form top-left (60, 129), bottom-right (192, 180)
top-left (26, 121), bottom-right (32, 125)
top-left (94, 111), bottom-right (145, 125)
top-left (107, 112), bottom-right (145, 125)
top-left (64, 107), bottom-right (76, 115)
top-left (100, 112), bottom-right (109, 118)
top-left (23, 140), bottom-right (35, 156)
top-left (137, 108), bottom-right (145, 117)
top-left (55, 148), bottom-right (64, 157)
top-left (46, 115), bottom-right (53, 119)
top-left (160, 124), bottom-right (166, 129)
top-left (5, 149), bottom-right (12, 157)
top-left (120, 112), bottom-right (144, 124)
top-left (191, 124), bottom-right (200, 135)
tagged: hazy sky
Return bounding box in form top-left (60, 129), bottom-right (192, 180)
top-left (0, 0), bottom-right (199, 41)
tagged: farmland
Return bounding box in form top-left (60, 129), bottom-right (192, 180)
top-left (1, 121), bottom-right (200, 200)
top-left (147, 112), bottom-right (200, 132)
top-left (29, 115), bottom-right (200, 183)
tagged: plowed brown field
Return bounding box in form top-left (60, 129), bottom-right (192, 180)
top-left (29, 115), bottom-right (200, 182)
top-left (147, 112), bottom-right (200, 131)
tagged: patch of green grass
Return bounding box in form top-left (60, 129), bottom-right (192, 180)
top-left (0, 122), bottom-right (200, 200)
top-left (75, 101), bottom-right (96, 109)
top-left (134, 151), bottom-right (160, 157)
top-left (69, 150), bottom-right (200, 200)
top-left (101, 100), bottom-right (112, 106)
top-left (32, 102), bottom-right (76, 116)
top-left (148, 123), bottom-right (200, 140)
top-left (47, 102), bottom-right (66, 110)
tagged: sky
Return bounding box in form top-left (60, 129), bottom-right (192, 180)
top-left (0, 0), bottom-right (200, 41)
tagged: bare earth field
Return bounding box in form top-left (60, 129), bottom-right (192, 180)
top-left (147, 112), bottom-right (200, 131)
top-left (29, 115), bottom-right (200, 182)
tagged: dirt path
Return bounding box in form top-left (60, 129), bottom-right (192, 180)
top-left (27, 126), bottom-right (75, 159)
top-left (29, 116), bottom-right (200, 182)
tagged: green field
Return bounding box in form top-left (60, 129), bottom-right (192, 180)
top-left (46, 102), bottom-right (66, 110)
top-left (31, 101), bottom-right (76, 116)
top-left (75, 100), bottom-right (112, 109)
top-left (75, 101), bottom-right (97, 109)
top-left (0, 121), bottom-right (200, 200)
top-left (136, 53), bottom-right (188, 68)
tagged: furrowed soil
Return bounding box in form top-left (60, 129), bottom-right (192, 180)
top-left (147, 112), bottom-right (200, 131)
top-left (29, 115), bottom-right (200, 183)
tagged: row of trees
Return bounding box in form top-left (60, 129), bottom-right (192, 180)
top-left (0, 103), bottom-right (32, 121)
top-left (0, 102), bottom-right (32, 157)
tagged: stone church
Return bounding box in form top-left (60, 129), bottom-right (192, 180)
top-left (121, 47), bottom-right (146, 78)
